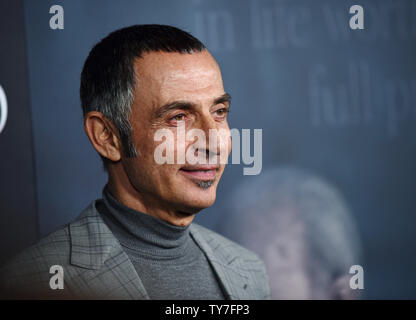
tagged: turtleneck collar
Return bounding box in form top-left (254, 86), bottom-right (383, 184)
top-left (99, 185), bottom-right (191, 260)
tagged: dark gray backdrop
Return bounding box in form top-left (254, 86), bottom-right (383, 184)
top-left (0, 0), bottom-right (415, 299)
top-left (0, 0), bottom-right (38, 266)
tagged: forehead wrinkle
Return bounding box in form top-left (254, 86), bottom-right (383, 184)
top-left (132, 51), bottom-right (224, 115)
top-left (135, 51), bottom-right (219, 80)
top-left (156, 71), bottom-right (223, 111)
top-left (161, 66), bottom-right (222, 96)
top-left (135, 64), bottom-right (221, 104)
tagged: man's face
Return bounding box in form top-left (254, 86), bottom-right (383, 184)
top-left (121, 50), bottom-right (231, 216)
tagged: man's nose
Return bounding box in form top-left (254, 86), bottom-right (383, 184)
top-left (197, 114), bottom-right (220, 154)
top-left (189, 113), bottom-right (230, 165)
top-left (198, 112), bottom-right (218, 134)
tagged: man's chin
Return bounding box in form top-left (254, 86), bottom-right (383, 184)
top-left (191, 178), bottom-right (216, 190)
top-left (178, 184), bottom-right (217, 213)
top-left (171, 172), bottom-right (220, 212)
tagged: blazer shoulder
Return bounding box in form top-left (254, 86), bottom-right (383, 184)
top-left (0, 225), bottom-right (72, 299)
top-left (2, 225), bottom-right (71, 271)
top-left (1, 200), bottom-right (100, 274)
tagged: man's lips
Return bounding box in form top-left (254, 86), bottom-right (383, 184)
top-left (179, 165), bottom-right (218, 180)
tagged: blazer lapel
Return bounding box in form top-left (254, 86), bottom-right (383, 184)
top-left (190, 225), bottom-right (254, 300)
top-left (68, 202), bottom-right (149, 299)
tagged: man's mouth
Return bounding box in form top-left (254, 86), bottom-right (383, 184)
top-left (179, 165), bottom-right (218, 180)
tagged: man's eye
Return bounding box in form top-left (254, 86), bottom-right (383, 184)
top-left (172, 114), bottom-right (186, 121)
top-left (215, 108), bottom-right (228, 117)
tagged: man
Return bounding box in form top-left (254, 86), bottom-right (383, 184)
top-left (0, 25), bottom-right (270, 300)
top-left (219, 166), bottom-right (362, 299)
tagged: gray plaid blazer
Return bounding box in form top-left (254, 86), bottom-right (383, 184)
top-left (0, 201), bottom-right (270, 300)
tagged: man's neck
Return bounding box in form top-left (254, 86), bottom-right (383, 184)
top-left (106, 177), bottom-right (195, 227)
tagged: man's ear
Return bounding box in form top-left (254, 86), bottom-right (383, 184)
top-left (84, 111), bottom-right (121, 162)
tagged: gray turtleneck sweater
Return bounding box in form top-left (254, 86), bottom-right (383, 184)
top-left (96, 186), bottom-right (226, 300)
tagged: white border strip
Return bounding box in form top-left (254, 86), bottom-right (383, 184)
top-left (0, 84), bottom-right (8, 134)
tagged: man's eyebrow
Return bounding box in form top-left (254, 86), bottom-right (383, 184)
top-left (213, 93), bottom-right (231, 106)
top-left (155, 101), bottom-right (194, 119)
top-left (155, 92), bottom-right (232, 119)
